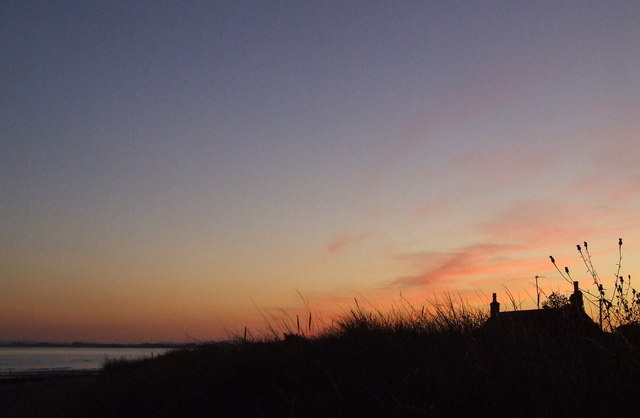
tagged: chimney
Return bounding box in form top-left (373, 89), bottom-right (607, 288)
top-left (490, 293), bottom-right (500, 317)
top-left (569, 281), bottom-right (584, 311)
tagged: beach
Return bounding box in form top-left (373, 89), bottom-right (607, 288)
top-left (0, 373), bottom-right (97, 418)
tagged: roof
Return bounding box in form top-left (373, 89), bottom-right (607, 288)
top-left (483, 305), bottom-right (601, 337)
top-left (483, 282), bottom-right (601, 337)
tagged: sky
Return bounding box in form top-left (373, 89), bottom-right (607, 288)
top-left (2, 1), bottom-right (640, 343)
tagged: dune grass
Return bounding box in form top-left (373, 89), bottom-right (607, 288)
top-left (41, 296), bottom-right (639, 417)
top-left (14, 239), bottom-right (640, 416)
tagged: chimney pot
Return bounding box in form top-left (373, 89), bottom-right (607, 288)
top-left (490, 293), bottom-right (500, 317)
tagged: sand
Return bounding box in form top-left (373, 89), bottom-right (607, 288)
top-left (0, 373), bottom-right (97, 417)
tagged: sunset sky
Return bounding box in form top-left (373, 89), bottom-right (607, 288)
top-left (2, 1), bottom-right (640, 343)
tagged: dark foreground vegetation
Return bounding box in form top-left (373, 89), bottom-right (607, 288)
top-left (7, 302), bottom-right (640, 418)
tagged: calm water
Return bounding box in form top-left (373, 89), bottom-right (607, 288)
top-left (0, 347), bottom-right (170, 374)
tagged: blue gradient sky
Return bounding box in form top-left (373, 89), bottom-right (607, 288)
top-left (2, 1), bottom-right (640, 342)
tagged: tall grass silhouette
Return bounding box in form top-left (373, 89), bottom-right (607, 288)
top-left (23, 241), bottom-right (640, 417)
top-left (76, 292), bottom-right (640, 417)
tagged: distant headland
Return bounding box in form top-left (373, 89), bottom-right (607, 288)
top-left (0, 341), bottom-right (194, 349)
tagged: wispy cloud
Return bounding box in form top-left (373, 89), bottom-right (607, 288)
top-left (315, 232), bottom-right (373, 264)
top-left (475, 199), bottom-right (597, 247)
top-left (389, 243), bottom-right (525, 288)
top-left (326, 232), bottom-right (371, 254)
top-left (386, 197), bottom-right (621, 290)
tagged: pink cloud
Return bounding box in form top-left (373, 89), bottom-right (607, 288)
top-left (468, 197), bottom-right (640, 288)
top-left (325, 232), bottom-right (372, 255)
top-left (316, 232), bottom-right (371, 263)
top-left (389, 243), bottom-right (526, 288)
top-left (475, 199), bottom-right (596, 247)
top-left (385, 197), bottom-right (632, 291)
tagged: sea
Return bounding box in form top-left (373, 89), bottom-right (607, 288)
top-left (0, 347), bottom-right (171, 377)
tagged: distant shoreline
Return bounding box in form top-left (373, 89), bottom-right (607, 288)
top-left (0, 342), bottom-right (195, 349)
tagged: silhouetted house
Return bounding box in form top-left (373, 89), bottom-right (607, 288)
top-left (483, 282), bottom-right (601, 336)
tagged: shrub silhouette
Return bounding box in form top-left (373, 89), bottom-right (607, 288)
top-left (542, 292), bottom-right (569, 309)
